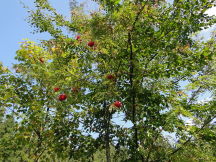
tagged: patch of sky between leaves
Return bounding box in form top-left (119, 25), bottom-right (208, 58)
top-left (196, 7), bottom-right (216, 40)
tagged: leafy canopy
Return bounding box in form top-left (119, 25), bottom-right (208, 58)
top-left (0, 0), bottom-right (216, 161)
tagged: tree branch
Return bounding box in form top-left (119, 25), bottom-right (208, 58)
top-left (155, 115), bottom-right (216, 161)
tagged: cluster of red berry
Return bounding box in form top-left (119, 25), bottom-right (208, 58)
top-left (76, 35), bottom-right (95, 47)
top-left (54, 87), bottom-right (80, 101)
top-left (54, 86), bottom-right (122, 108)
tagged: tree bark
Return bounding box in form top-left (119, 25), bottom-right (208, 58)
top-left (128, 32), bottom-right (139, 157)
top-left (104, 101), bottom-right (111, 162)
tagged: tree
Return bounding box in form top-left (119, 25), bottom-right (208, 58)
top-left (0, 0), bottom-right (216, 161)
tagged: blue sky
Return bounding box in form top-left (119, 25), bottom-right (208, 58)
top-left (0, 0), bottom-right (70, 68)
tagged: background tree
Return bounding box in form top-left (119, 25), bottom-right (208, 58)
top-left (0, 0), bottom-right (216, 161)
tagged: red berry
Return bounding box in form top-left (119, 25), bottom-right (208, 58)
top-left (106, 74), bottom-right (115, 80)
top-left (54, 87), bottom-right (60, 92)
top-left (87, 41), bottom-right (95, 47)
top-left (76, 35), bottom-right (81, 40)
top-left (58, 94), bottom-right (67, 101)
top-left (114, 101), bottom-right (122, 108)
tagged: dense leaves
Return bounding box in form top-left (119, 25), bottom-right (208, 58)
top-left (0, 0), bottom-right (216, 161)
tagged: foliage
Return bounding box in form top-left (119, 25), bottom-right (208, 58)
top-left (0, 0), bottom-right (216, 161)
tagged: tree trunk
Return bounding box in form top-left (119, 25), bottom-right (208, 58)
top-left (128, 32), bottom-right (139, 158)
top-left (104, 101), bottom-right (111, 162)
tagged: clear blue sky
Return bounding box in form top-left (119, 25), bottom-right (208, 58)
top-left (0, 0), bottom-right (70, 68)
